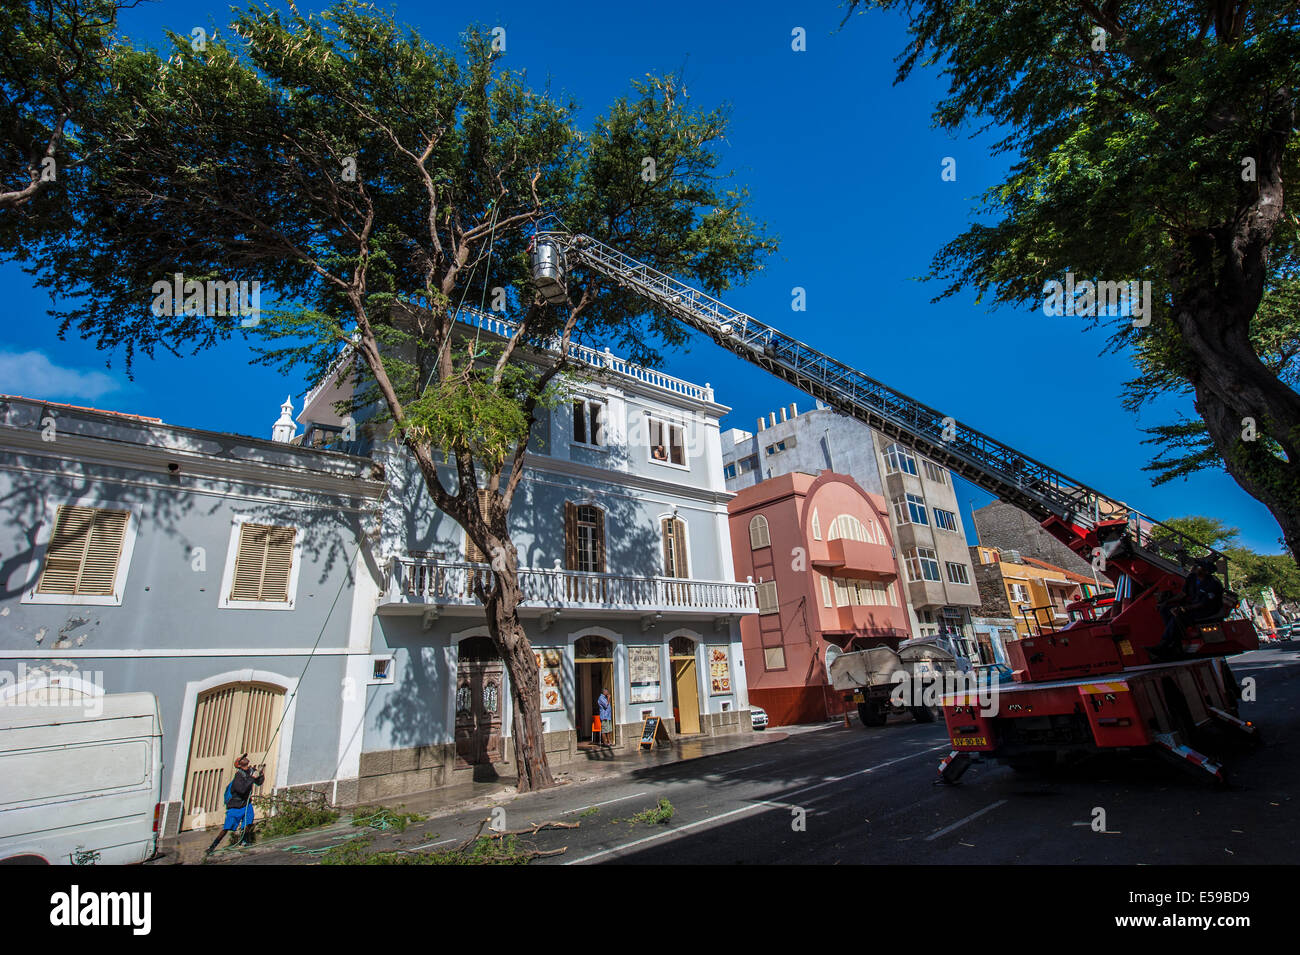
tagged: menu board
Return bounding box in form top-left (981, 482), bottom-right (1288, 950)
top-left (628, 645), bottom-right (662, 704)
top-left (534, 648), bottom-right (563, 712)
top-left (708, 646), bottom-right (732, 696)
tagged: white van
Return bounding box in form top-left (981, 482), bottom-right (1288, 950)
top-left (0, 691), bottom-right (163, 865)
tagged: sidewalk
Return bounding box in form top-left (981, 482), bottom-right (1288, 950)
top-left (156, 722), bottom-right (833, 864)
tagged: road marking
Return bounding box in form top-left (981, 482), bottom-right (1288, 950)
top-left (561, 791), bottom-right (649, 814)
top-left (924, 800), bottom-right (1007, 842)
top-left (405, 837), bottom-right (458, 851)
top-left (565, 745), bottom-right (948, 865)
top-left (718, 759), bottom-right (779, 775)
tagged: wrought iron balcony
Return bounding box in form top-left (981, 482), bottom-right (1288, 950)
top-left (380, 559), bottom-right (758, 618)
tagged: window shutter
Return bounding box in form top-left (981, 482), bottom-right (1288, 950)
top-left (594, 507), bottom-right (606, 573)
top-left (757, 580), bottom-right (778, 614)
top-left (465, 490), bottom-right (492, 563)
top-left (38, 506), bottom-right (129, 596)
top-left (661, 518), bottom-right (673, 575)
top-left (673, 519), bottom-right (688, 578)
top-left (230, 523), bottom-right (296, 602)
top-left (749, 515), bottom-right (770, 549)
top-left (564, 502), bottom-right (577, 570)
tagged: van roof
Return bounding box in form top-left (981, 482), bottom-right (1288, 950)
top-left (0, 691), bottom-right (159, 729)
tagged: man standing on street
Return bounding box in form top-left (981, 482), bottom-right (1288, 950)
top-left (205, 754), bottom-right (266, 855)
top-left (598, 688), bottom-right (613, 746)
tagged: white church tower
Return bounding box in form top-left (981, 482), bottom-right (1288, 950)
top-left (271, 395), bottom-right (297, 443)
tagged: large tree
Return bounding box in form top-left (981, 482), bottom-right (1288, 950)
top-left (1, 0), bottom-right (131, 241)
top-left (32, 2), bottom-right (771, 790)
top-left (850, 1), bottom-right (1300, 558)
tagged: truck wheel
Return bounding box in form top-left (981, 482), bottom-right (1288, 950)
top-left (858, 703), bottom-right (887, 727)
top-left (910, 705), bottom-right (937, 723)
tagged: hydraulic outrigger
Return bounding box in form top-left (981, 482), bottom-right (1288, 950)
top-left (527, 229), bottom-right (1261, 785)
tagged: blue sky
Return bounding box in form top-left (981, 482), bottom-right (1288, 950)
top-left (0, 0), bottom-right (1285, 553)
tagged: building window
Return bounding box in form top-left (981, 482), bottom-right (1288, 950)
top-left (370, 656), bottom-right (395, 684)
top-left (933, 508), bottom-right (959, 532)
top-left (756, 580), bottom-right (779, 614)
top-left (905, 547), bottom-right (942, 583)
top-left (565, 502), bottom-right (606, 573)
top-left (763, 646), bottom-right (787, 670)
top-left (811, 509), bottom-right (822, 541)
top-left (738, 455), bottom-right (759, 474)
top-left (34, 505), bottom-right (131, 598)
top-left (749, 514), bottom-right (771, 549)
top-left (229, 523), bottom-right (297, 602)
top-left (883, 443), bottom-right (918, 475)
top-left (572, 398), bottom-right (605, 447)
top-left (724, 463), bottom-right (738, 480)
top-left (828, 514), bottom-right (873, 542)
top-left (820, 575), bottom-right (833, 607)
top-left (922, 459), bottom-right (947, 484)
top-left (649, 418), bottom-right (686, 466)
top-left (833, 577), bottom-right (894, 606)
top-left (661, 516), bottom-right (689, 578)
top-left (765, 440), bottom-right (788, 456)
top-left (945, 561), bottom-right (970, 585)
top-left (1008, 581), bottom-right (1030, 604)
top-left (894, 493), bottom-right (929, 526)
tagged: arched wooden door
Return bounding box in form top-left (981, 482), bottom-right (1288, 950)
top-left (670, 636), bottom-right (701, 735)
top-left (181, 682), bottom-right (283, 830)
top-left (455, 637), bottom-right (504, 766)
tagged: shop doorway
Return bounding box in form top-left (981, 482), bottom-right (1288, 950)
top-left (181, 682), bottom-right (283, 830)
top-left (574, 635), bottom-right (615, 746)
top-left (455, 637), bottom-right (504, 768)
top-left (669, 636), bottom-right (701, 735)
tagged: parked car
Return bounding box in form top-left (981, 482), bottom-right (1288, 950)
top-left (0, 690), bottom-right (163, 865)
top-left (750, 705), bottom-right (769, 731)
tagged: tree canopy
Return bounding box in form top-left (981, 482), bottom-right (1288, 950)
top-left (850, 0), bottom-right (1300, 558)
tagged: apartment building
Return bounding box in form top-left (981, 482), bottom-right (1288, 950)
top-left (0, 320), bottom-right (757, 828)
top-left (726, 471), bottom-right (910, 726)
top-left (721, 402), bottom-right (981, 661)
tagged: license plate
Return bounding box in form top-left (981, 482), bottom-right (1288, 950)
top-left (953, 736), bottom-right (988, 747)
top-left (852, 692), bottom-right (864, 703)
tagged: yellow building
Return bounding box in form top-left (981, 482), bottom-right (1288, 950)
top-left (969, 545), bottom-right (1112, 639)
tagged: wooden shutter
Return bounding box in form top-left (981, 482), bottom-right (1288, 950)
top-left (230, 523), bottom-right (296, 602)
top-left (465, 490), bottom-right (492, 563)
top-left (749, 515), bottom-right (770, 549)
top-left (593, 507), bottom-right (606, 573)
top-left (37, 506), bottom-right (129, 596)
top-left (563, 502), bottom-right (577, 570)
top-left (668, 518), bottom-right (687, 577)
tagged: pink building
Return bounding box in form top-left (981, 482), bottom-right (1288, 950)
top-left (728, 471), bottom-right (913, 726)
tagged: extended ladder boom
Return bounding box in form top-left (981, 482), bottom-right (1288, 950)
top-left (537, 232), bottom-right (1128, 526)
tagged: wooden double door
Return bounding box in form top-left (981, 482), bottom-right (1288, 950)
top-left (182, 682), bottom-right (282, 830)
top-left (455, 637), bottom-right (504, 767)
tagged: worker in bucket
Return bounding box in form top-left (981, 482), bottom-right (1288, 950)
top-left (1153, 558), bottom-right (1224, 659)
top-left (205, 754), bottom-right (266, 855)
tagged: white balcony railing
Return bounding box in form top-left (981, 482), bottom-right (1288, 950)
top-left (382, 559), bottom-right (757, 615)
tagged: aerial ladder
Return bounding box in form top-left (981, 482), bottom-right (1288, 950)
top-left (527, 229), bottom-right (1262, 784)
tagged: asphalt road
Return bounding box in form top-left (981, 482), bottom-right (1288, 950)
top-left (232, 642), bottom-right (1300, 866)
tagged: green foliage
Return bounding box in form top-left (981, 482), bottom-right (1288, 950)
top-left (1149, 515), bottom-right (1240, 558)
top-left (350, 805), bottom-right (425, 833)
top-left (320, 834), bottom-right (534, 865)
top-left (1148, 513), bottom-right (1298, 600)
top-left (628, 798), bottom-right (675, 825)
top-left (254, 799), bottom-right (340, 841)
top-left (850, 1), bottom-right (1300, 547)
top-left (0, 0), bottom-right (123, 243)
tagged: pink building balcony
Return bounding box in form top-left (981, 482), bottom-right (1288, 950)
top-left (810, 537), bottom-right (897, 578)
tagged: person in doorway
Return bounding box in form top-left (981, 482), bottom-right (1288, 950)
top-left (598, 688), bottom-right (613, 746)
top-left (1153, 558), bottom-right (1225, 660)
top-left (205, 755), bottom-right (265, 855)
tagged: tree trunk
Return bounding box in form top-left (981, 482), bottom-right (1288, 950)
top-left (1175, 302), bottom-right (1300, 559)
top-left (482, 554), bottom-right (554, 793)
